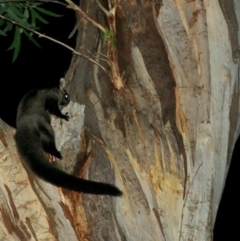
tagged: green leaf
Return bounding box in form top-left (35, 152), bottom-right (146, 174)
top-left (8, 26), bottom-right (21, 62)
top-left (1, 2), bottom-right (63, 61)
top-left (0, 3), bottom-right (7, 13)
top-left (8, 26), bottom-right (20, 51)
top-left (0, 29), bottom-right (7, 36)
top-left (103, 30), bottom-right (109, 47)
top-left (35, 7), bottom-right (62, 17)
top-left (29, 10), bottom-right (40, 31)
top-left (30, 8), bottom-right (48, 24)
top-left (103, 30), bottom-right (115, 47)
top-left (32, 2), bottom-right (43, 7)
top-left (10, 3), bottom-right (24, 19)
top-left (12, 38), bottom-right (21, 62)
top-left (2, 21), bottom-right (13, 34)
top-left (30, 8), bottom-right (36, 26)
top-left (7, 21), bottom-right (13, 31)
top-left (23, 28), bottom-right (41, 48)
top-left (0, 5), bottom-right (5, 15)
top-left (7, 9), bottom-right (32, 28)
top-left (24, 7), bottom-right (29, 19)
top-left (0, 19), bottom-right (5, 27)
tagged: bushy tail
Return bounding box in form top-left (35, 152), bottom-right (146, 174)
top-left (30, 160), bottom-right (122, 196)
top-left (17, 143), bottom-right (122, 196)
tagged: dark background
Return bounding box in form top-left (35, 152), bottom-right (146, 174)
top-left (0, 3), bottom-right (238, 240)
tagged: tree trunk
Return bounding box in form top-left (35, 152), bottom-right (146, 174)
top-left (0, 0), bottom-right (240, 240)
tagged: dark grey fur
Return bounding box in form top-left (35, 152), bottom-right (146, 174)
top-left (15, 79), bottom-right (122, 196)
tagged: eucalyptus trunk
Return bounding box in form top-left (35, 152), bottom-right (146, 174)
top-left (0, 0), bottom-right (239, 240)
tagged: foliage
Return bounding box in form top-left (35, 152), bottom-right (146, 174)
top-left (103, 29), bottom-right (115, 48)
top-left (0, 1), bottom-right (62, 62)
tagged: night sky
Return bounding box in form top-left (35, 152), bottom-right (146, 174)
top-left (0, 3), bottom-right (238, 240)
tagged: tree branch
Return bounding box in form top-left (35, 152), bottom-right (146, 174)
top-left (65, 0), bottom-right (107, 33)
top-left (0, 14), bottom-right (109, 74)
top-left (0, 0), bottom-right (67, 7)
top-left (95, 0), bottom-right (109, 15)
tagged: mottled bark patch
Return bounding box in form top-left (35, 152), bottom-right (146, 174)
top-left (219, 0), bottom-right (239, 63)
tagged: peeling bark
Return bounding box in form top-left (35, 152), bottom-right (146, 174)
top-left (1, 0), bottom-right (240, 240)
top-left (219, 0), bottom-right (239, 63)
